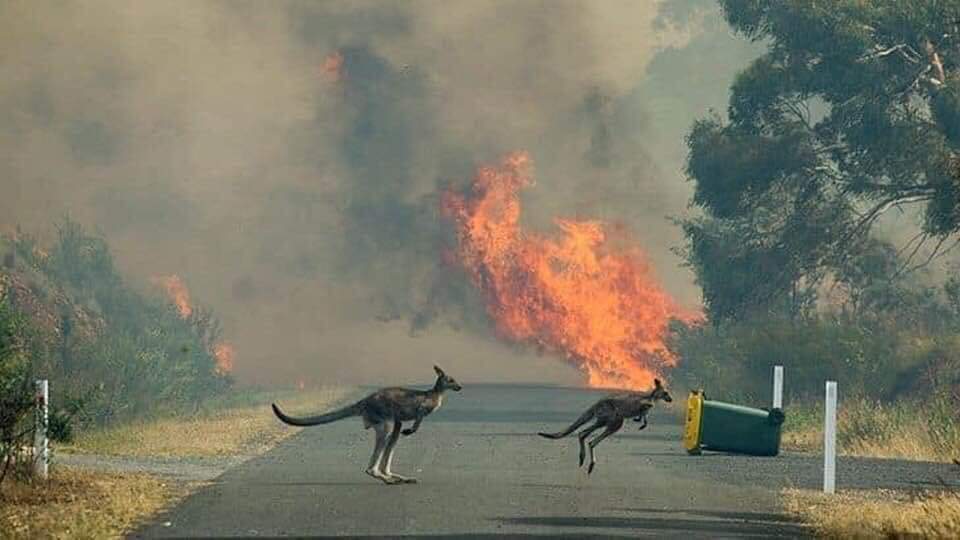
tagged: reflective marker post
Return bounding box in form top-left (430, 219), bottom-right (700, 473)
top-left (35, 379), bottom-right (49, 479)
top-left (823, 381), bottom-right (837, 494)
top-left (773, 366), bottom-right (783, 409)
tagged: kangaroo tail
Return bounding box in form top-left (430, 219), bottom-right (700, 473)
top-left (271, 401), bottom-right (362, 427)
top-left (538, 408), bottom-right (594, 439)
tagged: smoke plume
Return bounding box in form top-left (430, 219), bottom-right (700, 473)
top-left (0, 0), bottom-right (748, 386)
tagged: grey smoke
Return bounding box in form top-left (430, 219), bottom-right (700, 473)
top-left (0, 0), bottom-right (760, 386)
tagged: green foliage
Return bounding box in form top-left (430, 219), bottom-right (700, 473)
top-left (4, 218), bottom-right (231, 431)
top-left (671, 274), bottom-right (960, 403)
top-left (682, 0), bottom-right (960, 321)
top-left (0, 291), bottom-right (33, 485)
top-left (946, 275), bottom-right (960, 316)
top-left (48, 410), bottom-right (74, 443)
top-left (781, 397), bottom-right (821, 435)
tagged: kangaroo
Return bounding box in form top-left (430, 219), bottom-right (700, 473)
top-left (538, 378), bottom-right (672, 474)
top-left (272, 365), bottom-right (462, 485)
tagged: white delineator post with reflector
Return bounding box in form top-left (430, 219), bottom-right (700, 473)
top-left (773, 365), bottom-right (783, 409)
top-left (35, 379), bottom-right (49, 479)
top-left (823, 380), bottom-right (837, 494)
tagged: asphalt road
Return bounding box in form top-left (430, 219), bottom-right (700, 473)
top-left (132, 384), bottom-right (958, 539)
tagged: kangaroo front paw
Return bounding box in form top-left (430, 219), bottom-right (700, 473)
top-left (401, 429), bottom-right (415, 436)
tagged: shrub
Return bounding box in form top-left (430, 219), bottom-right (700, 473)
top-left (0, 290), bottom-right (34, 485)
top-left (670, 278), bottom-right (960, 405)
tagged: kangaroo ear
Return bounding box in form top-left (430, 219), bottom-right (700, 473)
top-left (654, 378), bottom-right (662, 388)
top-left (433, 365), bottom-right (445, 377)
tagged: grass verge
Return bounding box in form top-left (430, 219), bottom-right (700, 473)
top-left (781, 396), bottom-right (960, 462)
top-left (60, 386), bottom-right (357, 458)
top-left (0, 467), bottom-right (187, 539)
top-left (784, 488), bottom-right (960, 539)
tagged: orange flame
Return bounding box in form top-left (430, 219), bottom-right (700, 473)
top-left (151, 274), bottom-right (192, 319)
top-left (442, 152), bottom-right (697, 390)
top-left (321, 51), bottom-right (344, 82)
top-left (153, 274), bottom-right (234, 375)
top-left (213, 342), bottom-right (235, 375)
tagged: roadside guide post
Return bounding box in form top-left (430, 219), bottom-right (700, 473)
top-left (773, 365), bottom-right (783, 409)
top-left (35, 379), bottom-right (49, 479)
top-left (824, 381), bottom-right (837, 494)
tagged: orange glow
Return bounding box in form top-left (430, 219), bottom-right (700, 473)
top-left (321, 51), bottom-right (344, 82)
top-left (297, 379), bottom-right (306, 391)
top-left (442, 152), bottom-right (698, 390)
top-left (213, 342), bottom-right (235, 375)
top-left (151, 274), bottom-right (192, 319)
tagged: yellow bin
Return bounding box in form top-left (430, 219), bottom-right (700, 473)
top-left (683, 389), bottom-right (784, 456)
top-left (683, 390), bottom-right (705, 455)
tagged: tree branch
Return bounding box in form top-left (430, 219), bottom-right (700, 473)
top-left (895, 230), bottom-right (929, 259)
top-left (893, 235), bottom-right (960, 279)
top-left (851, 194), bottom-right (932, 232)
top-left (833, 193), bottom-right (934, 272)
top-left (860, 44), bottom-right (909, 61)
top-left (895, 231), bottom-right (932, 278)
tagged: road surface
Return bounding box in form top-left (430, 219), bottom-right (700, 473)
top-left (132, 384), bottom-right (957, 538)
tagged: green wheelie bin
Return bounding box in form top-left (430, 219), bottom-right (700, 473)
top-left (683, 390), bottom-right (785, 456)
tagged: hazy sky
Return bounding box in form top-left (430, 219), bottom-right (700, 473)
top-left (0, 0), bottom-right (762, 386)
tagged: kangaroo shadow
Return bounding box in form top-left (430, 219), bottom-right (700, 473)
top-left (629, 451), bottom-right (689, 458)
top-left (614, 507), bottom-right (803, 524)
top-left (617, 433), bottom-right (683, 443)
top-left (241, 481), bottom-right (382, 487)
top-left (497, 509), bottom-right (811, 537)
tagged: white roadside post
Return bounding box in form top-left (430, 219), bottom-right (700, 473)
top-left (823, 380), bottom-right (837, 494)
top-left (35, 379), bottom-right (49, 479)
top-left (773, 365), bottom-right (784, 409)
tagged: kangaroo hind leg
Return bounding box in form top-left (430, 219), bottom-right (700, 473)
top-left (382, 420), bottom-right (417, 484)
top-left (364, 422), bottom-right (394, 484)
top-left (587, 418), bottom-right (623, 475)
top-left (577, 420), bottom-right (604, 467)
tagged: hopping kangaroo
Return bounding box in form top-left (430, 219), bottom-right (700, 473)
top-left (272, 366), bottom-right (462, 485)
top-left (538, 378), bottom-right (672, 474)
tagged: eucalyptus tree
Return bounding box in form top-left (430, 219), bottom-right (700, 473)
top-left (682, 0), bottom-right (960, 321)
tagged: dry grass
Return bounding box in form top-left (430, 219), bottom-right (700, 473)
top-left (783, 419), bottom-right (947, 462)
top-left (784, 488), bottom-right (960, 539)
top-left (782, 397), bottom-right (960, 462)
top-left (61, 386), bottom-right (356, 458)
top-left (0, 467), bottom-right (187, 540)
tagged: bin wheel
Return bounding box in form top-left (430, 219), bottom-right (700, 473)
top-left (686, 446), bottom-right (702, 456)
